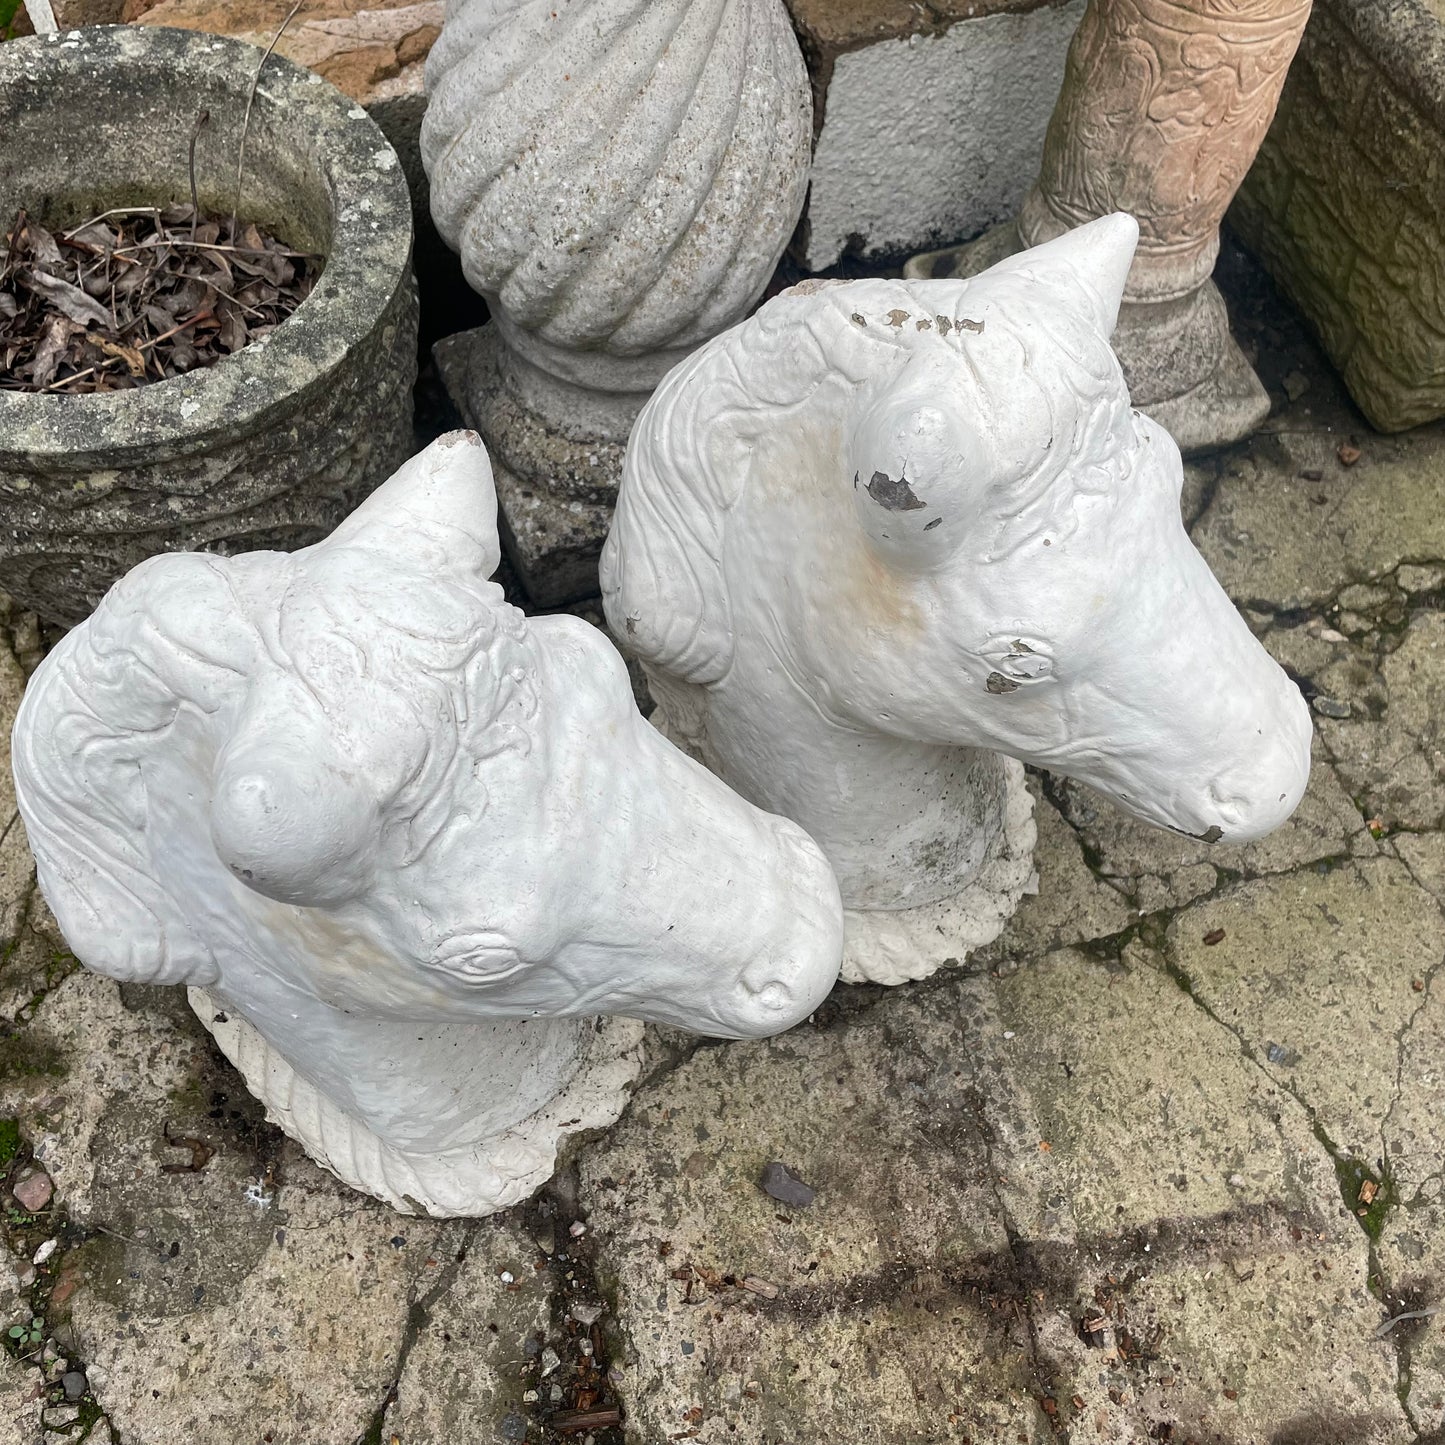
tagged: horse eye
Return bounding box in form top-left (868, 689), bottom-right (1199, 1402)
top-left (980, 638), bottom-right (1054, 688)
top-left (428, 931), bottom-right (525, 984)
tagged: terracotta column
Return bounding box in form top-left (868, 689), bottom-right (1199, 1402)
top-left (909, 0), bottom-right (1312, 453)
top-left (421, 0), bottom-right (813, 603)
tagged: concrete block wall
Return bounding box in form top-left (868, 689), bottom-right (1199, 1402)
top-left (786, 0), bottom-right (1084, 268)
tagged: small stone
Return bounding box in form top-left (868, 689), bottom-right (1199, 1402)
top-left (533, 1224), bottom-right (556, 1256)
top-left (1282, 369), bottom-right (1309, 401)
top-left (569, 1301), bottom-right (605, 1326)
top-left (1319, 627), bottom-right (1346, 643)
top-left (499, 1270), bottom-right (515, 1284)
top-left (12, 1167), bottom-right (53, 1213)
top-left (32, 1239), bottom-right (57, 1266)
top-left (61, 1370), bottom-right (87, 1402)
top-left (1264, 1041), bottom-right (1301, 1067)
top-left (568, 1220), bottom-right (587, 1238)
top-left (42, 1405), bottom-right (80, 1428)
top-left (759, 1161), bottom-right (816, 1209)
top-left (1312, 696), bottom-right (1351, 719)
top-left (500, 1412), bottom-right (527, 1440)
top-left (549, 1384), bottom-right (564, 1403)
top-left (1337, 443), bottom-right (1361, 466)
top-left (1337, 583), bottom-right (1391, 610)
top-left (1397, 564), bottom-right (1445, 594)
top-left (522, 1389), bottom-right (539, 1403)
top-left (540, 1346), bottom-right (562, 1376)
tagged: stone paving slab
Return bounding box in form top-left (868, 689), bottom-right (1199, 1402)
top-left (0, 257), bottom-right (1443, 1444)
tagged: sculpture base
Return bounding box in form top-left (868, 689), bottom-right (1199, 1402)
top-left (906, 223), bottom-right (1271, 456)
top-left (840, 756), bottom-right (1038, 986)
top-left (434, 327), bottom-right (618, 607)
top-left (646, 684), bottom-right (1039, 987)
top-left (189, 988), bottom-right (645, 1217)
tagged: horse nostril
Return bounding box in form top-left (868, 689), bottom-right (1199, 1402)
top-left (1204, 780), bottom-right (1248, 829)
top-left (745, 978), bottom-right (793, 1014)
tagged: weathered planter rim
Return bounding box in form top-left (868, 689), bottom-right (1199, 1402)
top-left (0, 25), bottom-right (414, 467)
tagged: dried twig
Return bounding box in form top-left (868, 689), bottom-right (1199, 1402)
top-left (1375, 1303), bottom-right (1443, 1338)
top-left (61, 208), bottom-right (163, 240)
top-left (111, 238), bottom-right (313, 261)
top-left (22, 0), bottom-right (58, 35)
top-left (188, 110), bottom-right (211, 244)
top-left (0, 209), bottom-right (24, 289)
top-left (39, 311), bottom-right (213, 392)
top-left (232, 1), bottom-right (305, 232)
top-left (5, 204), bottom-right (319, 394)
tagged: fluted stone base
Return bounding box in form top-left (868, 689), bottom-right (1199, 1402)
top-left (434, 327), bottom-right (617, 606)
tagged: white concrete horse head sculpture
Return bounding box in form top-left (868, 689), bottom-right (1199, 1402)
top-left (602, 214), bottom-right (1312, 985)
top-left (12, 432), bottom-right (843, 1216)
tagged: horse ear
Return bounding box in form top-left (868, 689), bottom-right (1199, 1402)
top-left (997, 212), bottom-right (1138, 337)
top-left (327, 431), bottom-right (502, 581)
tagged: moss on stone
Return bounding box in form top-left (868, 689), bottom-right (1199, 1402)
top-left (0, 1034), bottom-right (64, 1084)
top-left (0, 1118), bottom-right (20, 1168)
top-left (1324, 1133), bottom-right (1396, 1243)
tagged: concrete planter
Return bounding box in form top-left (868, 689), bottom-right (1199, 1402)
top-left (0, 25), bottom-right (418, 625)
top-left (1230, 0), bottom-right (1445, 432)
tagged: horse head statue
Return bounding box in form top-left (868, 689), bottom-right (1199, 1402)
top-left (602, 214), bottom-right (1312, 984)
top-left (13, 432), bottom-right (843, 1215)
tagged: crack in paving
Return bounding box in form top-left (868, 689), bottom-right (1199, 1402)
top-left (516, 1168), bottom-right (627, 1445)
top-left (1374, 941), bottom-right (1445, 1439)
top-left (355, 1222), bottom-right (480, 1445)
top-left (956, 1070), bottom-right (1070, 1440)
top-left (1148, 911), bottom-right (1432, 1435)
top-left (1155, 933), bottom-right (1382, 1226)
top-left (1381, 950), bottom-right (1443, 1162)
top-left (1, 1127), bottom-right (118, 1444)
top-left (1036, 761), bottom-right (1371, 922)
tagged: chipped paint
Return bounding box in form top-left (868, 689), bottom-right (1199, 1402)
top-left (864, 470), bottom-right (927, 512)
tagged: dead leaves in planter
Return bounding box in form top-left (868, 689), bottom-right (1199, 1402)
top-left (0, 206), bottom-right (322, 394)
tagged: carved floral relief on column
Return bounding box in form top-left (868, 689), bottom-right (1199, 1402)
top-left (1025, 0), bottom-right (1314, 297)
top-left (908, 0), bottom-right (1313, 455)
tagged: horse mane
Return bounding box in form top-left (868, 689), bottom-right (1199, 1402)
top-left (603, 271), bottom-right (1129, 686)
top-left (14, 543), bottom-right (535, 988)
